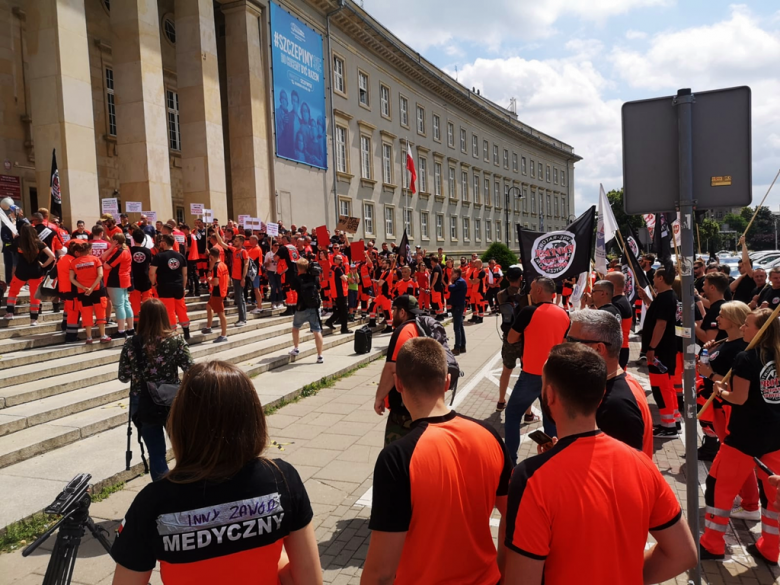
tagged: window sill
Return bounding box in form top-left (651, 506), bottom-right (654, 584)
top-left (381, 114), bottom-right (392, 122)
top-left (337, 171), bottom-right (354, 184)
top-left (434, 195), bottom-right (445, 203)
top-left (485, 204), bottom-right (492, 209)
top-left (359, 102), bottom-right (371, 111)
top-left (421, 236), bottom-right (430, 242)
top-left (360, 178), bottom-right (377, 188)
top-left (462, 201), bottom-right (471, 207)
top-left (382, 183), bottom-right (397, 194)
top-left (451, 238), bottom-right (459, 242)
top-left (437, 237), bottom-right (445, 242)
top-left (401, 123), bottom-right (410, 131)
top-left (448, 198), bottom-right (459, 205)
top-left (417, 131), bottom-right (427, 138)
top-left (419, 192), bottom-right (431, 199)
top-left (334, 90), bottom-right (349, 100)
top-left (473, 203), bottom-right (482, 208)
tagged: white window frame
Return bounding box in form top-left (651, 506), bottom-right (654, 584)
top-left (472, 134), bottom-right (478, 158)
top-left (382, 143), bottom-right (393, 185)
top-left (433, 114), bottom-right (441, 142)
top-left (364, 202), bottom-right (375, 236)
top-left (436, 214), bottom-right (444, 240)
top-left (538, 162), bottom-right (543, 180)
top-left (494, 181), bottom-right (500, 209)
top-left (400, 95), bottom-right (409, 128)
top-left (336, 125), bottom-right (348, 173)
top-left (403, 208), bottom-right (413, 237)
top-left (105, 68), bottom-right (116, 136)
top-left (473, 174), bottom-right (480, 204)
top-left (512, 152), bottom-right (518, 173)
top-left (461, 171), bottom-right (469, 202)
top-left (380, 84), bottom-right (390, 118)
top-left (462, 217), bottom-right (470, 242)
top-left (523, 186), bottom-right (529, 212)
top-left (384, 206), bottom-right (395, 238)
top-left (475, 219), bottom-right (481, 241)
top-left (532, 189), bottom-right (537, 214)
top-left (496, 220), bottom-right (502, 241)
top-left (503, 149), bottom-right (509, 169)
top-left (358, 70), bottom-right (370, 107)
top-left (421, 212), bottom-right (429, 239)
top-left (333, 54), bottom-right (346, 95)
top-left (484, 177), bottom-right (491, 206)
top-left (554, 167), bottom-right (558, 184)
top-left (416, 105), bottom-right (425, 135)
top-left (166, 89), bottom-right (181, 151)
top-left (493, 144), bottom-right (499, 166)
top-left (483, 140), bottom-right (489, 162)
top-left (486, 220), bottom-right (492, 241)
top-left (419, 157), bottom-right (428, 193)
top-left (447, 122), bottom-right (454, 147)
top-left (339, 198), bottom-right (351, 218)
top-left (561, 170), bottom-right (566, 186)
top-left (448, 166), bottom-right (456, 199)
top-left (522, 156), bottom-right (527, 175)
top-left (460, 128), bottom-right (467, 153)
top-left (434, 162), bottom-right (442, 197)
top-left (360, 135), bottom-right (372, 179)
top-left (546, 164), bottom-right (551, 182)
top-left (530, 159), bottom-right (535, 178)
top-left (450, 216), bottom-right (458, 240)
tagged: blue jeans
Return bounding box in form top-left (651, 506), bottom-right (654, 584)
top-left (451, 305), bottom-right (465, 350)
top-left (505, 371), bottom-right (557, 465)
top-left (129, 394), bottom-right (169, 481)
top-left (268, 271), bottom-right (282, 303)
top-left (232, 278), bottom-right (246, 322)
top-left (107, 287), bottom-right (133, 322)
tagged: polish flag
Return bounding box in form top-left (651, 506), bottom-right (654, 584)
top-left (406, 144), bottom-right (417, 194)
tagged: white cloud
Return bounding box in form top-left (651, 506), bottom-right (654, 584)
top-left (362, 0), bottom-right (671, 52)
top-left (625, 29), bottom-right (647, 40)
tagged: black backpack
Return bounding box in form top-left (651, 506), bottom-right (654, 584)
top-left (298, 270), bottom-right (321, 310)
top-left (414, 316), bottom-right (463, 403)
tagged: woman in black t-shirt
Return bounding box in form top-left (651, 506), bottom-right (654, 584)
top-left (701, 308), bottom-right (780, 564)
top-left (4, 224), bottom-right (55, 325)
top-left (111, 361), bottom-right (320, 585)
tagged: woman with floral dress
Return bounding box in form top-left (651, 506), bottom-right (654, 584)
top-left (118, 298), bottom-right (192, 481)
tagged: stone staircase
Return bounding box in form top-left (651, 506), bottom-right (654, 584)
top-left (0, 292), bottom-right (389, 529)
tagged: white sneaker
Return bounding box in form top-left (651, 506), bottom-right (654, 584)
top-left (316, 355), bottom-right (324, 364)
top-left (251, 308), bottom-right (263, 314)
top-left (289, 347), bottom-right (299, 356)
top-left (3, 313), bottom-right (13, 320)
top-left (731, 506), bottom-right (760, 521)
top-left (29, 320), bottom-right (38, 326)
top-left (235, 321), bottom-right (246, 327)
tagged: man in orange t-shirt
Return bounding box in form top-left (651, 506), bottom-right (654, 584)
top-left (364, 337), bottom-right (511, 585)
top-left (503, 344), bottom-right (696, 585)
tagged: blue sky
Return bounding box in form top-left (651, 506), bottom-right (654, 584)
top-left (362, 0), bottom-right (780, 214)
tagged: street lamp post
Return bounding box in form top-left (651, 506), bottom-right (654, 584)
top-left (505, 186), bottom-right (523, 248)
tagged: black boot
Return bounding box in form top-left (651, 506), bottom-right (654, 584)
top-left (369, 318), bottom-right (377, 328)
top-left (280, 306), bottom-right (295, 316)
top-left (52, 302), bottom-right (61, 313)
top-left (183, 327), bottom-right (191, 341)
top-left (60, 319), bottom-right (67, 333)
top-left (697, 435), bottom-right (720, 462)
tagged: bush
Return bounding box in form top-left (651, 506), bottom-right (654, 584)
top-left (481, 242), bottom-right (518, 272)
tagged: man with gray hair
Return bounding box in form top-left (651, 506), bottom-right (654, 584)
top-left (568, 310), bottom-right (653, 457)
top-left (587, 279), bottom-right (621, 320)
top-left (606, 271), bottom-right (634, 369)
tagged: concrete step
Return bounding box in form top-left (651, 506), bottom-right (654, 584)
top-left (0, 322), bottom-right (378, 469)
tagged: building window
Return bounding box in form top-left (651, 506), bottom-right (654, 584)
top-left (403, 209), bottom-right (413, 237)
top-left (494, 181), bottom-right (500, 209)
top-left (162, 14), bottom-right (176, 45)
top-left (547, 194), bottom-right (552, 216)
top-left (530, 159), bottom-right (535, 178)
top-left (434, 162), bottom-right (442, 197)
top-left (522, 156), bottom-right (527, 175)
top-left (483, 140), bottom-right (489, 162)
top-left (561, 170), bottom-right (566, 186)
top-left (493, 144), bottom-right (499, 165)
top-left (538, 162), bottom-right (543, 180)
top-left (339, 198), bottom-right (351, 218)
top-left (512, 153), bottom-right (518, 173)
top-left (335, 126), bottom-right (348, 173)
top-left (364, 202), bottom-right (375, 235)
top-left (472, 134), bottom-right (478, 158)
top-left (382, 143), bottom-right (393, 184)
top-left (380, 84), bottom-right (390, 118)
top-left (416, 105), bottom-right (425, 135)
top-left (460, 128), bottom-right (467, 153)
top-left (523, 186), bottom-right (529, 212)
top-left (532, 190), bottom-right (537, 214)
top-left (333, 55), bottom-right (345, 95)
top-left (554, 195), bottom-right (559, 217)
top-left (105, 68), bottom-right (117, 136)
top-left (450, 216), bottom-right (458, 240)
top-left (360, 135), bottom-right (372, 179)
top-left (447, 122), bottom-right (454, 148)
top-left (166, 90), bottom-right (181, 151)
top-left (461, 171), bottom-right (469, 202)
top-left (462, 217), bottom-right (470, 241)
top-left (486, 220), bottom-right (492, 241)
top-left (421, 212), bottom-right (429, 239)
top-left (419, 157), bottom-right (427, 192)
top-left (561, 197), bottom-right (567, 219)
top-left (475, 219), bottom-right (481, 241)
top-left (176, 206), bottom-right (184, 224)
top-left (503, 149), bottom-right (509, 169)
top-left (436, 214), bottom-right (444, 239)
top-left (448, 167), bottom-right (456, 199)
top-left (358, 70), bottom-right (370, 107)
top-left (385, 206), bottom-right (395, 237)
top-left (400, 96), bottom-right (409, 127)
top-left (553, 168), bottom-right (558, 184)
top-left (432, 114), bottom-right (440, 141)
top-left (546, 165), bottom-right (551, 182)
top-left (484, 177), bottom-right (491, 206)
top-left (496, 220), bottom-right (502, 241)
top-left (473, 174), bottom-right (480, 204)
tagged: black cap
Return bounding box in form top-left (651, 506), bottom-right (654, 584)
top-left (392, 294), bottom-right (422, 315)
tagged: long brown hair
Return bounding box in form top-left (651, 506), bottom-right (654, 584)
top-left (166, 361), bottom-right (269, 484)
top-left (752, 308), bottom-right (780, 366)
top-left (19, 225), bottom-right (41, 263)
top-left (135, 298), bottom-right (173, 342)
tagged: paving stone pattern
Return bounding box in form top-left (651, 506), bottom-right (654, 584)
top-left (1, 321), bottom-right (779, 584)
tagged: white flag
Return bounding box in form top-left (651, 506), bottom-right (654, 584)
top-left (595, 184), bottom-right (618, 274)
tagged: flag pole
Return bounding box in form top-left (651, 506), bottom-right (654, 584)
top-left (743, 167), bottom-right (780, 237)
top-left (404, 137), bottom-right (408, 237)
top-left (617, 230), bottom-right (654, 300)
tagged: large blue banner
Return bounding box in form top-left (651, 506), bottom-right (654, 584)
top-left (270, 3), bottom-right (327, 170)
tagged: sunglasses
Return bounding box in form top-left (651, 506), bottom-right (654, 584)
top-left (566, 336), bottom-right (611, 346)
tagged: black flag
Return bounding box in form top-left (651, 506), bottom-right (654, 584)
top-left (518, 206), bottom-right (596, 283)
top-left (623, 223), bottom-right (643, 257)
top-left (398, 229), bottom-right (412, 266)
top-left (50, 149), bottom-right (62, 219)
top-left (652, 213), bottom-right (675, 274)
top-left (621, 232), bottom-right (650, 299)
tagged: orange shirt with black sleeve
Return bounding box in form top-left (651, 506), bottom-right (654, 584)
top-left (510, 302), bottom-right (570, 375)
top-left (625, 372), bottom-right (655, 458)
top-left (370, 411), bottom-right (512, 585)
top-left (72, 255), bottom-right (103, 288)
top-left (209, 261), bottom-right (229, 299)
top-left (384, 320), bottom-right (419, 410)
top-left (505, 431), bottom-right (682, 585)
top-left (393, 278), bottom-right (418, 298)
top-left (226, 245), bottom-right (248, 281)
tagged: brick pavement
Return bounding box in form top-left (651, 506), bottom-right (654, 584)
top-left (2, 319), bottom-right (780, 584)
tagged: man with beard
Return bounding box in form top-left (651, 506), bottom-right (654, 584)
top-left (749, 267), bottom-right (768, 309)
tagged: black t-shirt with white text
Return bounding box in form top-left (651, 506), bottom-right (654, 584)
top-left (728, 349), bottom-right (780, 457)
top-left (701, 299), bottom-right (727, 341)
top-left (758, 286), bottom-right (780, 309)
top-left (702, 338), bottom-right (747, 406)
top-left (151, 250), bottom-right (186, 298)
top-left (597, 373), bottom-right (646, 453)
top-left (642, 289), bottom-right (678, 375)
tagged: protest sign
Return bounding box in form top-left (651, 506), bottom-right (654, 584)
top-left (238, 214), bottom-right (250, 227)
top-left (142, 211), bottom-right (157, 223)
top-left (266, 222), bottom-right (279, 236)
top-left (337, 216), bottom-right (360, 234)
top-left (101, 198), bottom-right (118, 215)
top-left (314, 225), bottom-right (330, 247)
top-left (190, 203), bottom-right (204, 216)
top-left (126, 201), bottom-right (143, 213)
top-left (350, 241), bottom-right (366, 262)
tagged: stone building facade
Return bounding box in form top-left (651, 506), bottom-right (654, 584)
top-left (0, 0), bottom-right (580, 255)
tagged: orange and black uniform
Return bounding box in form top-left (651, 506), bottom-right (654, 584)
top-left (612, 294), bottom-right (633, 369)
top-left (505, 431), bottom-right (682, 584)
top-left (7, 239), bottom-right (49, 319)
top-left (275, 245), bottom-right (299, 308)
top-left (358, 262), bottom-right (373, 312)
top-left (151, 250), bottom-right (189, 330)
top-left (72, 255), bottom-right (107, 327)
top-left (625, 373), bottom-right (655, 458)
top-left (598, 373), bottom-right (653, 458)
top-left (57, 253), bottom-right (79, 339)
top-left (415, 269), bottom-right (430, 310)
top-left (369, 269), bottom-right (393, 321)
top-left (111, 458), bottom-right (313, 584)
top-left (208, 261), bottom-right (229, 313)
top-left (370, 411), bottom-right (511, 585)
top-left (129, 246), bottom-right (153, 326)
top-left (393, 278), bottom-right (417, 299)
top-left (701, 347), bottom-right (780, 561)
top-left (641, 289), bottom-right (679, 430)
top-left (430, 263), bottom-right (445, 315)
top-left (383, 320), bottom-right (419, 443)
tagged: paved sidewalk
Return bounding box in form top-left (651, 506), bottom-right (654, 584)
top-left (2, 318), bottom-right (779, 584)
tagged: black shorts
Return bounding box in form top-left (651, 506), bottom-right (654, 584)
top-left (157, 285), bottom-right (184, 299)
top-left (58, 290), bottom-right (76, 301)
top-left (78, 288), bottom-right (106, 307)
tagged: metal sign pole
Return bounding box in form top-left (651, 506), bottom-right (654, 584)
top-left (675, 87), bottom-right (702, 585)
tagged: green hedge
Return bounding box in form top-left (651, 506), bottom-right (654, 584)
top-left (481, 243), bottom-right (518, 272)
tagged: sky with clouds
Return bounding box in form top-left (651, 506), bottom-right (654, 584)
top-left (361, 0), bottom-right (780, 215)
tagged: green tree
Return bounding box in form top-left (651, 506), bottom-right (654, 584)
top-left (697, 218), bottom-right (721, 254)
top-left (481, 242), bottom-right (518, 272)
top-left (722, 212), bottom-right (747, 234)
top-left (745, 206), bottom-right (775, 251)
top-left (606, 188), bottom-right (643, 231)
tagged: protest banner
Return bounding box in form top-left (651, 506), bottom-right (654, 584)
top-left (350, 241), bottom-right (366, 262)
top-left (190, 203), bottom-right (204, 216)
top-left (142, 211), bottom-right (157, 223)
top-left (101, 198), bottom-right (118, 216)
top-left (125, 202), bottom-right (143, 213)
top-left (314, 225), bottom-right (330, 246)
top-left (238, 214), bottom-right (250, 227)
top-left (337, 216), bottom-right (360, 234)
top-left (266, 222), bottom-right (279, 236)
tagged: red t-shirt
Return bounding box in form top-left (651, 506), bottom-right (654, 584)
top-left (227, 246), bottom-right (249, 281)
top-left (72, 255), bottom-right (102, 288)
top-left (510, 303), bottom-right (570, 375)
